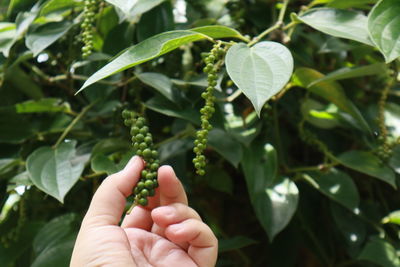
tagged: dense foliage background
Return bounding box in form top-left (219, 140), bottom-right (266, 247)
top-left (1, 0), bottom-right (400, 266)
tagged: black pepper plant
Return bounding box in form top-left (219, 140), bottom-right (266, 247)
top-left (1, 0), bottom-right (400, 266)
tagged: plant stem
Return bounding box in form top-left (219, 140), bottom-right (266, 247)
top-left (154, 128), bottom-right (195, 149)
top-left (225, 88), bottom-right (242, 102)
top-left (53, 101), bottom-right (97, 148)
top-left (248, 0), bottom-right (290, 46)
top-left (286, 162), bottom-right (339, 173)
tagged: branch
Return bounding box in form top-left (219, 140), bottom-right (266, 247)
top-left (248, 0), bottom-right (290, 46)
top-left (53, 101), bottom-right (97, 148)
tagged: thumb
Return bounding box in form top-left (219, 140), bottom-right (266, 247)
top-left (83, 156), bottom-right (144, 227)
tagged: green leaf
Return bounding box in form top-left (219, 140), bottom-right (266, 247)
top-left (40, 0), bottom-right (82, 16)
top-left (145, 96), bottom-right (199, 124)
top-left (136, 1), bottom-right (174, 42)
top-left (225, 42), bottom-right (294, 116)
top-left (0, 222), bottom-right (45, 266)
top-left (382, 210), bottom-right (400, 225)
top-left (26, 21), bottom-right (73, 56)
top-left (204, 167), bottom-right (233, 195)
top-left (368, 0), bottom-right (400, 63)
top-left (105, 0), bottom-right (165, 20)
top-left (301, 99), bottom-right (340, 129)
top-left (358, 237), bottom-right (400, 267)
top-left (309, 63), bottom-right (388, 87)
top-left (326, 0), bottom-right (378, 9)
top-left (31, 213), bottom-right (78, 267)
top-left (15, 98), bottom-right (70, 113)
top-left (32, 240), bottom-right (76, 267)
top-left (0, 108), bottom-right (33, 143)
top-left (303, 169), bottom-right (360, 210)
top-left (218, 236), bottom-right (257, 253)
top-left (0, 22), bottom-right (17, 57)
top-left (337, 150), bottom-right (396, 188)
top-left (5, 64), bottom-right (44, 100)
top-left (90, 154), bottom-right (118, 175)
top-left (297, 8), bottom-right (373, 46)
top-left (331, 203), bottom-right (366, 257)
top-left (208, 128), bottom-right (243, 168)
top-left (158, 138), bottom-right (194, 162)
top-left (389, 145), bottom-right (400, 174)
top-left (293, 68), bottom-right (371, 133)
top-left (77, 30), bottom-right (211, 93)
top-left (91, 138), bottom-right (130, 156)
top-left (26, 141), bottom-right (87, 203)
top-left (136, 72), bottom-right (177, 102)
top-left (241, 142), bottom-right (298, 241)
top-left (191, 25), bottom-right (249, 42)
top-left (33, 213), bottom-right (78, 255)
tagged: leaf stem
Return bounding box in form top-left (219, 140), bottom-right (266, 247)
top-left (53, 101), bottom-right (97, 148)
top-left (247, 0), bottom-right (290, 46)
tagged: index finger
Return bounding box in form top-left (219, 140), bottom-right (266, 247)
top-left (158, 165), bottom-right (188, 206)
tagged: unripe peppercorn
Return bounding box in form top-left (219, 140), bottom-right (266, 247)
top-left (193, 41), bottom-right (226, 175)
top-left (122, 109), bottom-right (160, 207)
top-left (80, 0), bottom-right (99, 58)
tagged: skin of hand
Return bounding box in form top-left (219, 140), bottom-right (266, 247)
top-left (70, 156), bottom-right (218, 267)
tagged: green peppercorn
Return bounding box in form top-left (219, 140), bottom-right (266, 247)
top-left (192, 42), bottom-right (226, 175)
top-left (123, 109), bottom-right (160, 207)
top-left (80, 0), bottom-right (99, 58)
top-left (138, 198), bottom-right (148, 206)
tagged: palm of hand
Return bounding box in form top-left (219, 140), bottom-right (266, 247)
top-left (89, 226), bottom-right (196, 267)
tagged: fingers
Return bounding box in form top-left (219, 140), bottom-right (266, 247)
top-left (121, 206), bottom-right (152, 230)
top-left (151, 203), bottom-right (201, 228)
top-left (82, 156), bottom-right (144, 227)
top-left (165, 219), bottom-right (218, 267)
top-left (121, 165), bottom-right (187, 229)
top-left (158, 166), bottom-right (188, 206)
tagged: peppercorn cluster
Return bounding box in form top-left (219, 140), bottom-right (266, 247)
top-left (81, 0), bottom-right (99, 58)
top-left (122, 110), bottom-right (159, 206)
top-left (376, 83), bottom-right (392, 161)
top-left (192, 42), bottom-right (225, 175)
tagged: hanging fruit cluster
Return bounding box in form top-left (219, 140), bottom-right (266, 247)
top-left (122, 110), bottom-right (159, 207)
top-left (80, 0), bottom-right (99, 58)
top-left (192, 42), bottom-right (226, 175)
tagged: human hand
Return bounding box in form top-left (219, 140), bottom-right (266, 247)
top-left (70, 156), bottom-right (218, 267)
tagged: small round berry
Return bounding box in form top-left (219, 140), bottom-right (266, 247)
top-left (137, 181), bottom-right (145, 190)
top-left (142, 148), bottom-right (152, 158)
top-left (135, 134), bottom-right (144, 142)
top-left (145, 180), bottom-right (154, 189)
top-left (141, 189), bottom-right (149, 197)
top-left (138, 198), bottom-right (148, 206)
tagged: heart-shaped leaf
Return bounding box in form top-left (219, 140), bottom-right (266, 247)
top-left (226, 42), bottom-right (293, 116)
top-left (304, 169), bottom-right (360, 210)
top-left (26, 141), bottom-right (86, 203)
top-left (368, 0), bottom-right (400, 63)
top-left (241, 142), bottom-right (298, 241)
top-left (297, 8), bottom-right (373, 46)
